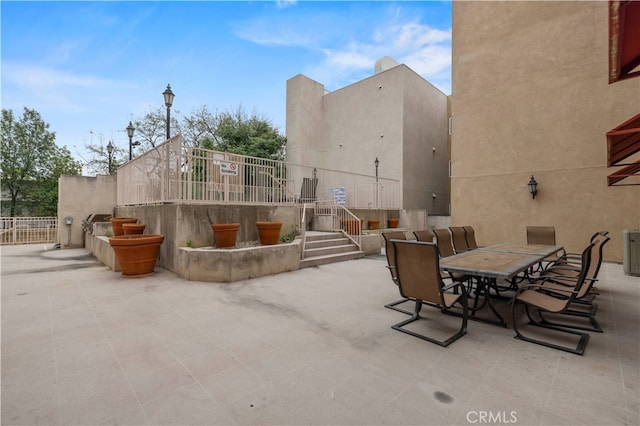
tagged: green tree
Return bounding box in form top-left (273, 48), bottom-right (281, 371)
top-left (214, 107), bottom-right (286, 160)
top-left (0, 108), bottom-right (81, 216)
top-left (181, 105), bottom-right (286, 160)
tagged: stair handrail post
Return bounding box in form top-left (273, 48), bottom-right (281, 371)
top-left (336, 205), bottom-right (361, 250)
top-left (300, 203), bottom-right (308, 259)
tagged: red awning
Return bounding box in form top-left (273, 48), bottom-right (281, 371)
top-left (609, 0), bottom-right (640, 83)
top-left (607, 112), bottom-right (640, 185)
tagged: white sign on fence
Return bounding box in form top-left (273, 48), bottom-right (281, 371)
top-left (220, 161), bottom-right (238, 176)
top-left (334, 186), bottom-right (346, 205)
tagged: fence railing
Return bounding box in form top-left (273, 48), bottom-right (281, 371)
top-left (0, 217), bottom-right (58, 245)
top-left (116, 135), bottom-right (400, 209)
top-left (315, 202), bottom-right (362, 249)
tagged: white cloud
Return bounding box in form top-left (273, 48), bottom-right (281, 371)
top-left (2, 62), bottom-right (135, 113)
top-left (276, 0), bottom-right (297, 9)
top-left (310, 16), bottom-right (451, 93)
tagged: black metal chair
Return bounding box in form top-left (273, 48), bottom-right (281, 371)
top-left (536, 233), bottom-right (611, 332)
top-left (449, 226), bottom-right (470, 253)
top-left (413, 229), bottom-right (435, 242)
top-left (462, 226), bottom-right (479, 249)
top-left (511, 242), bottom-right (595, 355)
top-left (382, 231), bottom-right (413, 314)
top-left (391, 240), bottom-right (468, 347)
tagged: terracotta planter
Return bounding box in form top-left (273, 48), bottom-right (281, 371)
top-left (388, 218), bottom-right (399, 229)
top-left (256, 221), bottom-right (282, 245)
top-left (122, 223), bottom-right (146, 235)
top-left (109, 234), bottom-right (164, 277)
top-left (368, 220), bottom-right (380, 230)
top-left (110, 217), bottom-right (138, 236)
top-left (211, 223), bottom-right (240, 248)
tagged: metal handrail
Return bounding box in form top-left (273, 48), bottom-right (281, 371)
top-left (299, 203), bottom-right (308, 259)
top-left (333, 204), bottom-right (362, 250)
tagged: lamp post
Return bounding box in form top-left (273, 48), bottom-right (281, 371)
top-left (162, 84), bottom-right (175, 140)
top-left (374, 157), bottom-right (379, 208)
top-left (107, 140), bottom-right (114, 174)
top-left (126, 121), bottom-right (138, 161)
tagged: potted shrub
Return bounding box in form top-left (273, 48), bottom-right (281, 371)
top-left (211, 223), bottom-right (240, 248)
top-left (388, 218), bottom-right (399, 228)
top-left (368, 219), bottom-right (380, 230)
top-left (256, 221), bottom-right (282, 245)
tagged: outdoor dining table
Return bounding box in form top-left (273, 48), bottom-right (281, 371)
top-left (439, 243), bottom-right (564, 327)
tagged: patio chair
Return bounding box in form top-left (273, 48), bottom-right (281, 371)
top-left (535, 233), bottom-right (611, 332)
top-left (462, 226), bottom-right (479, 249)
top-left (526, 226), bottom-right (565, 271)
top-left (449, 226), bottom-right (470, 253)
top-left (413, 229), bottom-right (435, 242)
top-left (433, 228), bottom-right (473, 289)
top-left (391, 240), bottom-right (468, 347)
top-left (548, 231), bottom-right (609, 269)
top-left (382, 231), bottom-right (413, 314)
top-left (511, 242), bottom-right (595, 355)
top-left (432, 228), bottom-right (456, 257)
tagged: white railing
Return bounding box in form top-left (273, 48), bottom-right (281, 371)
top-left (116, 135), bottom-right (400, 209)
top-left (314, 202), bottom-right (362, 249)
top-left (0, 217), bottom-right (58, 245)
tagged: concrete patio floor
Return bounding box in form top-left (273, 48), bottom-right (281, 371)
top-left (1, 244), bottom-right (638, 425)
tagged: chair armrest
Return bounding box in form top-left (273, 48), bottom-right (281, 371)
top-left (442, 281), bottom-right (464, 293)
top-left (520, 282), bottom-right (579, 297)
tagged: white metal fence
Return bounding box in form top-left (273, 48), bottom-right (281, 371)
top-left (0, 217), bottom-right (58, 245)
top-left (116, 135), bottom-right (400, 209)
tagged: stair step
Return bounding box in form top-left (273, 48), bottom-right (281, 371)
top-left (304, 244), bottom-right (358, 257)
top-left (300, 251), bottom-right (365, 268)
top-left (304, 238), bottom-right (352, 249)
top-left (303, 232), bottom-right (344, 242)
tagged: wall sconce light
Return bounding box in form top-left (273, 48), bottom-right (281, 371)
top-left (528, 175), bottom-right (538, 199)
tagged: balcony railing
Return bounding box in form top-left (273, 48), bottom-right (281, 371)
top-left (0, 217), bottom-right (58, 245)
top-left (116, 135), bottom-right (400, 209)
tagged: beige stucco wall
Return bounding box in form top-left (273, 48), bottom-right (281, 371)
top-left (451, 1), bottom-right (640, 262)
top-left (57, 174), bottom-right (116, 247)
top-left (286, 64), bottom-right (450, 213)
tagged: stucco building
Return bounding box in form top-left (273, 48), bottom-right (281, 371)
top-left (450, 1), bottom-right (639, 262)
top-left (286, 57), bottom-right (451, 214)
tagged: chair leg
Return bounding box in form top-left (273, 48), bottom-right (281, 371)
top-left (384, 297), bottom-right (414, 315)
top-left (391, 299), bottom-right (467, 347)
top-left (537, 306), bottom-right (602, 333)
top-left (511, 303), bottom-right (589, 355)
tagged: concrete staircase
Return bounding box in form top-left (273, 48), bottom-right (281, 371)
top-left (299, 231), bottom-right (364, 268)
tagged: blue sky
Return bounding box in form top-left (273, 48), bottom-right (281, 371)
top-left (1, 1), bottom-right (452, 170)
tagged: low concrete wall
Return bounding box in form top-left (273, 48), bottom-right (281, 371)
top-left (113, 204), bottom-right (299, 274)
top-left (360, 233), bottom-right (383, 255)
top-left (177, 239), bottom-right (301, 282)
top-left (91, 236), bottom-right (121, 272)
